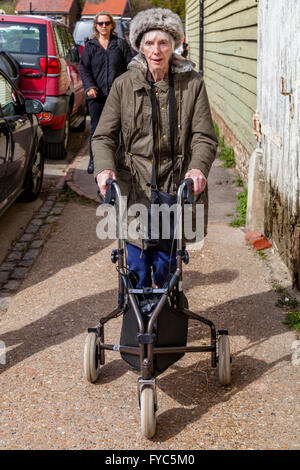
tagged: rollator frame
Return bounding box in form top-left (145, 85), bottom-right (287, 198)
top-left (89, 179), bottom-right (228, 386)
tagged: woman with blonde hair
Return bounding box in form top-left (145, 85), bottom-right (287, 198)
top-left (80, 11), bottom-right (133, 173)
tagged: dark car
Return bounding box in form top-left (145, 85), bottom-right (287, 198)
top-left (0, 66), bottom-right (44, 217)
top-left (73, 18), bottom-right (130, 55)
top-left (0, 14), bottom-right (87, 159)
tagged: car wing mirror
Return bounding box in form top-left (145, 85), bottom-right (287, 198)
top-left (25, 99), bottom-right (43, 115)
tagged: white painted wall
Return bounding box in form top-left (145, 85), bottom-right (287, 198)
top-left (257, 0), bottom-right (300, 214)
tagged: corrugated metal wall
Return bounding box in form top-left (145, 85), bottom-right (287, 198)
top-left (203, 0), bottom-right (258, 156)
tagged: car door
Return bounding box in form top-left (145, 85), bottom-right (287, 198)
top-left (0, 117), bottom-right (10, 206)
top-left (0, 73), bottom-right (32, 203)
top-left (61, 25), bottom-right (84, 113)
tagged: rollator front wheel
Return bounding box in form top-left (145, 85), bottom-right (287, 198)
top-left (83, 332), bottom-right (101, 383)
top-left (218, 334), bottom-right (231, 385)
top-left (140, 386), bottom-right (156, 439)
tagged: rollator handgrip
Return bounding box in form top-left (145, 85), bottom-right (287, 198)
top-left (182, 178), bottom-right (194, 204)
top-left (97, 178), bottom-right (117, 205)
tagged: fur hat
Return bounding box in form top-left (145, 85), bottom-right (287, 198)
top-left (129, 8), bottom-right (184, 51)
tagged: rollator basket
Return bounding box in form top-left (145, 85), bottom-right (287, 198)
top-left (120, 297), bottom-right (188, 374)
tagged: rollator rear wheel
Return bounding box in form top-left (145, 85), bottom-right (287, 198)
top-left (140, 386), bottom-right (156, 439)
top-left (83, 332), bottom-right (101, 383)
top-left (218, 334), bottom-right (231, 385)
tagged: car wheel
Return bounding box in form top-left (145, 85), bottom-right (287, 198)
top-left (21, 146), bottom-right (44, 202)
top-left (44, 112), bottom-right (70, 160)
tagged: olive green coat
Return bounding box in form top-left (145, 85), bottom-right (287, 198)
top-left (92, 53), bottom-right (218, 249)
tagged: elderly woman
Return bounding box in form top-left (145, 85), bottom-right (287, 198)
top-left (92, 8), bottom-right (218, 288)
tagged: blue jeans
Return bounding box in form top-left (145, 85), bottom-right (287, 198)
top-left (126, 243), bottom-right (177, 288)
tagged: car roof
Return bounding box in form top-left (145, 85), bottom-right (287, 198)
top-left (0, 14), bottom-right (65, 26)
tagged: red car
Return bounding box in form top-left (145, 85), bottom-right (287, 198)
top-left (0, 15), bottom-right (87, 159)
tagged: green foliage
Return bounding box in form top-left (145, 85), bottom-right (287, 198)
top-left (219, 146), bottom-right (236, 168)
top-left (131, 0), bottom-right (186, 17)
top-left (213, 121), bottom-right (244, 224)
top-left (214, 121), bottom-right (224, 147)
top-left (131, 0), bottom-right (153, 15)
top-left (218, 135), bottom-right (225, 148)
top-left (0, 1), bottom-right (17, 14)
top-left (272, 283), bottom-right (285, 294)
top-left (213, 121), bottom-right (235, 168)
top-left (276, 293), bottom-right (300, 331)
top-left (257, 250), bottom-right (266, 260)
top-left (60, 183), bottom-right (95, 205)
top-left (236, 176), bottom-right (243, 187)
top-left (276, 294), bottom-right (300, 310)
top-left (283, 311), bottom-right (300, 331)
top-left (230, 190), bottom-right (248, 227)
top-left (149, 0), bottom-right (186, 18)
top-left (213, 121), bottom-right (220, 140)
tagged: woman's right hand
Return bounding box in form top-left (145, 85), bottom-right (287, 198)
top-left (96, 170), bottom-right (117, 198)
top-left (87, 88), bottom-right (98, 98)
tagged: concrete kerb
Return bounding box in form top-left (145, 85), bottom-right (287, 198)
top-left (63, 142), bottom-right (99, 204)
top-left (0, 140), bottom-right (92, 315)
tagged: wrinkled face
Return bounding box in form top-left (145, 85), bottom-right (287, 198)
top-left (141, 30), bottom-right (173, 77)
top-left (96, 15), bottom-right (112, 37)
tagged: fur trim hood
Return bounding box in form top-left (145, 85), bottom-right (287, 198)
top-left (129, 8), bottom-right (184, 51)
top-left (128, 52), bottom-right (195, 76)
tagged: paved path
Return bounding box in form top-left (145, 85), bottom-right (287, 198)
top-left (0, 141), bottom-right (299, 450)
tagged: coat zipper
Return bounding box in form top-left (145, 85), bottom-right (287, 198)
top-left (156, 90), bottom-right (161, 182)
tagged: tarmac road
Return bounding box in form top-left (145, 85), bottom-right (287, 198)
top-left (0, 125), bottom-right (299, 450)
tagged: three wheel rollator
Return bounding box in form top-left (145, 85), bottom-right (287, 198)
top-left (83, 179), bottom-right (231, 438)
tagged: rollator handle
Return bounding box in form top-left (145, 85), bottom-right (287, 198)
top-left (97, 178), bottom-right (117, 205)
top-left (182, 178), bottom-right (194, 204)
top-left (179, 178), bottom-right (204, 205)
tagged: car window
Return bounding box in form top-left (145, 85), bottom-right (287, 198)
top-left (116, 21), bottom-right (124, 39)
top-left (53, 25), bottom-right (78, 62)
top-left (73, 20), bottom-right (128, 45)
top-left (53, 25), bottom-right (64, 57)
top-left (0, 75), bottom-right (18, 117)
top-left (73, 22), bottom-right (93, 45)
top-left (0, 22), bottom-right (47, 55)
top-left (65, 28), bottom-right (79, 63)
top-left (53, 25), bottom-right (68, 58)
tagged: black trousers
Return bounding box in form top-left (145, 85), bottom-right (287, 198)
top-left (88, 96), bottom-right (107, 161)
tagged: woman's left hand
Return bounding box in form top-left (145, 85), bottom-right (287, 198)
top-left (184, 168), bottom-right (207, 196)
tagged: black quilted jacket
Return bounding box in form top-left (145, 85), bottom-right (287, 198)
top-left (79, 34), bottom-right (134, 97)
